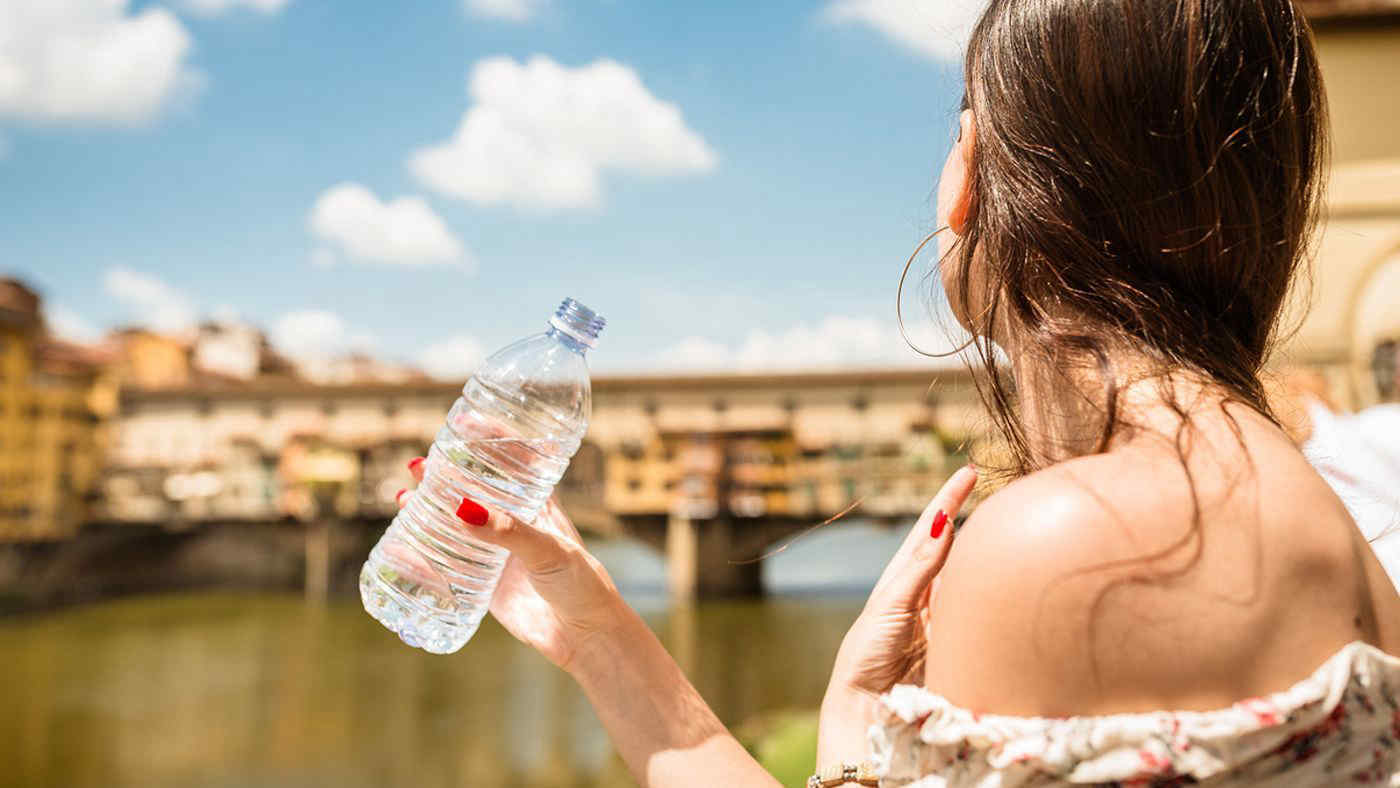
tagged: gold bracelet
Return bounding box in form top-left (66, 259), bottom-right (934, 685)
top-left (806, 761), bottom-right (879, 787)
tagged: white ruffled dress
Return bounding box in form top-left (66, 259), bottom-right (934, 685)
top-left (869, 641), bottom-right (1400, 786)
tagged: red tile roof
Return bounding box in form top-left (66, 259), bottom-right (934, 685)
top-left (36, 338), bottom-right (115, 376)
top-left (0, 278), bottom-right (41, 330)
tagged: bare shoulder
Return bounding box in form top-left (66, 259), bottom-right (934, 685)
top-left (922, 458), bottom-right (1161, 714)
top-left (923, 443), bottom-right (1378, 717)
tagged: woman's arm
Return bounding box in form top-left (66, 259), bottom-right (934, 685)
top-left (430, 481), bottom-right (778, 787)
top-left (567, 598), bottom-right (781, 787)
top-left (400, 458), bottom-right (972, 786)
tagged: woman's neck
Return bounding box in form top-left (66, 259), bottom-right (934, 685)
top-left (1006, 341), bottom-right (1229, 467)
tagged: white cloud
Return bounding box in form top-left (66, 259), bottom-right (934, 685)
top-left (209, 304), bottom-right (242, 323)
top-left (309, 247), bottom-right (337, 268)
top-left (416, 334), bottom-right (486, 381)
top-left (269, 309), bottom-right (375, 361)
top-left (409, 56), bottom-right (717, 211)
top-left (464, 0), bottom-right (544, 22)
top-left (308, 182), bottom-right (469, 267)
top-left (180, 0), bottom-right (291, 17)
top-left (45, 303), bottom-right (101, 343)
top-left (653, 315), bottom-right (969, 373)
top-left (104, 267), bottom-right (197, 334)
top-left (0, 0), bottom-right (202, 126)
top-left (660, 336), bottom-right (732, 370)
top-left (822, 0), bottom-right (986, 62)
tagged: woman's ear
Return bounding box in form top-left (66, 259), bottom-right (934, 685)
top-left (936, 109), bottom-right (979, 328)
top-left (946, 109), bottom-right (976, 235)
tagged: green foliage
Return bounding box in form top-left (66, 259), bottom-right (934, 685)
top-left (737, 709), bottom-right (820, 788)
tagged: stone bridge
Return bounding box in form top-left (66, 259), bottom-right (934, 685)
top-left (101, 368), bottom-right (984, 598)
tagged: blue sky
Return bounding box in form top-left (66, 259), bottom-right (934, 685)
top-left (0, 0), bottom-right (981, 377)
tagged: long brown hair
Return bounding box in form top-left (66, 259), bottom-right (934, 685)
top-left (945, 0), bottom-right (1328, 476)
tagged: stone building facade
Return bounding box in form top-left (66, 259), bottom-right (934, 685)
top-left (1286, 2), bottom-right (1400, 405)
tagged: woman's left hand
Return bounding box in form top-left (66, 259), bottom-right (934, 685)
top-left (817, 465), bottom-right (979, 766)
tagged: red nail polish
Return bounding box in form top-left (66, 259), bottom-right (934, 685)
top-left (930, 509), bottom-right (948, 539)
top-left (456, 497), bottom-right (489, 526)
top-left (408, 457), bottom-right (424, 473)
top-left (395, 488), bottom-right (407, 504)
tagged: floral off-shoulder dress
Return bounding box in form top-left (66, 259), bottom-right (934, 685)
top-left (869, 641), bottom-right (1400, 786)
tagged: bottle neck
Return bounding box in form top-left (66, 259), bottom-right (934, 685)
top-left (549, 298), bottom-right (604, 352)
top-left (547, 326), bottom-right (590, 354)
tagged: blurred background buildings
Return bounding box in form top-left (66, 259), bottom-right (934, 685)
top-left (3, 289), bottom-right (983, 599)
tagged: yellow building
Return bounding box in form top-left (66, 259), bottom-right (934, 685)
top-left (108, 328), bottom-right (191, 390)
top-left (0, 279), bottom-right (114, 542)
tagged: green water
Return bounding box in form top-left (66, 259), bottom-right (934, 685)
top-left (0, 527), bottom-right (907, 788)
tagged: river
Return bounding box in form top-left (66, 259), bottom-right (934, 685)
top-left (0, 522), bottom-right (908, 788)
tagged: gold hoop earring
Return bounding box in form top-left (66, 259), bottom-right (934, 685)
top-left (896, 225), bottom-right (979, 359)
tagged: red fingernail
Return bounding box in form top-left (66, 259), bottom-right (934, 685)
top-left (930, 509), bottom-right (948, 539)
top-left (395, 488), bottom-right (407, 504)
top-left (408, 457), bottom-right (424, 473)
top-left (456, 496), bottom-right (489, 526)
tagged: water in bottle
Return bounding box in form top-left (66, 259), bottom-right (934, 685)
top-left (359, 298), bottom-right (605, 653)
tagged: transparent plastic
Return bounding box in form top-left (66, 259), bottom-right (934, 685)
top-left (359, 298), bottom-right (604, 653)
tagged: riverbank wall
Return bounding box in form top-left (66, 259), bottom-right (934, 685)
top-left (0, 522), bottom-right (383, 614)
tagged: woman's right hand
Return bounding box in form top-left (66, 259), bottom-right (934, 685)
top-left (399, 457), bottom-right (784, 788)
top-left (399, 457), bottom-right (629, 673)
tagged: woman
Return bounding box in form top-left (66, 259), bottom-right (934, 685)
top-left (403, 0), bottom-right (1400, 784)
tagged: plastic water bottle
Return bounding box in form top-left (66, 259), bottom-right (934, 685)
top-left (359, 298), bottom-right (605, 653)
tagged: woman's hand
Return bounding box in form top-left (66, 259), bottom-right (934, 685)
top-left (817, 465), bottom-right (979, 766)
top-left (398, 457), bottom-right (626, 673)
top-left (398, 456), bottom-right (782, 787)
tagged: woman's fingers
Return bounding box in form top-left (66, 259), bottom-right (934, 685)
top-left (394, 458), bottom-right (578, 579)
top-left (869, 465), bottom-right (978, 610)
top-left (395, 456), bottom-right (428, 509)
top-left (454, 495), bottom-right (573, 573)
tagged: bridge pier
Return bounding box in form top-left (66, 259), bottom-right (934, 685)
top-left (665, 512), bottom-right (698, 600)
top-left (304, 519), bottom-right (332, 601)
top-left (665, 513), bottom-right (764, 599)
